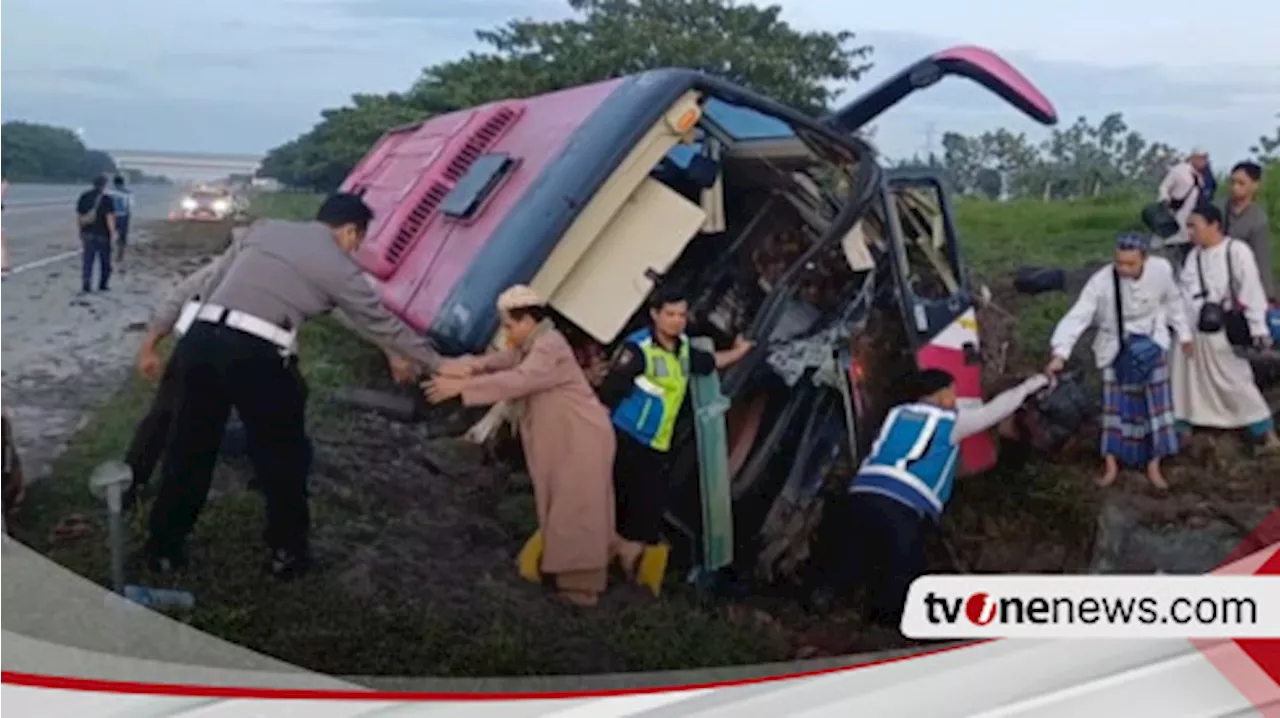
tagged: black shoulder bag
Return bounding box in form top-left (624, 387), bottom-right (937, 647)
top-left (1142, 174), bottom-right (1201, 239)
top-left (1195, 241), bottom-right (1252, 346)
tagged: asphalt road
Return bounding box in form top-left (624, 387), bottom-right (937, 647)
top-left (1, 183), bottom-right (203, 484)
top-left (3, 184), bottom-right (181, 270)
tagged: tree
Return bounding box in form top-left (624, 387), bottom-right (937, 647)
top-left (1253, 114), bottom-right (1280, 163)
top-left (259, 93), bottom-right (450, 191)
top-left (938, 113), bottom-right (1180, 201)
top-left (262, 0), bottom-right (873, 190)
top-left (1, 121), bottom-right (116, 183)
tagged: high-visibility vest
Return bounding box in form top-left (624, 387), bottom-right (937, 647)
top-left (849, 402), bottom-right (960, 520)
top-left (611, 328), bottom-right (691, 452)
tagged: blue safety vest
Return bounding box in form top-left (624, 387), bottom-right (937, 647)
top-left (849, 402), bottom-right (960, 520)
top-left (611, 328), bottom-right (690, 452)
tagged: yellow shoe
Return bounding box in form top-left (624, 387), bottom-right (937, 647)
top-left (516, 530), bottom-right (543, 583)
top-left (636, 543), bottom-right (670, 597)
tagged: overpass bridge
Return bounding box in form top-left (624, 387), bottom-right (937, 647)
top-left (106, 149), bottom-right (265, 180)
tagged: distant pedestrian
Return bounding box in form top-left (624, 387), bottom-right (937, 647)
top-left (75, 175), bottom-right (117, 293)
top-left (0, 175), bottom-right (9, 281)
top-left (108, 175), bottom-right (133, 262)
top-left (1223, 161), bottom-right (1274, 301)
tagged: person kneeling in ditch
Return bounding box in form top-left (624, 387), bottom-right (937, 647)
top-left (849, 369), bottom-right (1051, 629)
top-left (1046, 232), bottom-right (1192, 490)
top-left (423, 285), bottom-right (643, 607)
top-left (597, 287), bottom-right (753, 595)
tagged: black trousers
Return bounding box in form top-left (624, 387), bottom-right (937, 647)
top-left (148, 321), bottom-right (312, 556)
top-left (848, 492), bottom-right (928, 628)
top-left (125, 359), bottom-right (182, 489)
top-left (613, 428), bottom-right (670, 544)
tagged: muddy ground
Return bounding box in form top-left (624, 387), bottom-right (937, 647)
top-left (7, 219), bottom-right (1280, 677)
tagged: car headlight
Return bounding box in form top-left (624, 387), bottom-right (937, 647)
top-left (212, 199), bottom-right (231, 212)
top-left (181, 197), bottom-right (197, 210)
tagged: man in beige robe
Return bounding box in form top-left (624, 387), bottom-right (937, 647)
top-left (425, 286), bottom-right (640, 606)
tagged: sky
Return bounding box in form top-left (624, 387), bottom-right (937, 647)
top-left (2, 0), bottom-right (1278, 165)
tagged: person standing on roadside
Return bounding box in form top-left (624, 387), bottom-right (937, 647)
top-left (108, 175), bottom-right (133, 262)
top-left (1223, 161), bottom-right (1274, 301)
top-left (75, 175), bottom-right (117, 293)
top-left (0, 174), bottom-right (9, 280)
top-left (143, 193), bottom-right (441, 579)
top-left (1046, 233), bottom-right (1191, 490)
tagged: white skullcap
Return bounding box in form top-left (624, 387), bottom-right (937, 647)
top-left (496, 284), bottom-right (545, 312)
top-left (1189, 147), bottom-right (1208, 157)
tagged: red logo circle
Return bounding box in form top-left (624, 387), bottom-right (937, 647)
top-left (965, 592), bottom-right (996, 625)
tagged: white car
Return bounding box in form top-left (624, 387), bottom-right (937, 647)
top-left (171, 189), bottom-right (236, 222)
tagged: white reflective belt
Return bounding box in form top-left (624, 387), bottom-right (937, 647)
top-left (194, 303), bottom-right (298, 353)
top-left (174, 300), bottom-right (201, 336)
top-left (633, 375), bottom-right (664, 397)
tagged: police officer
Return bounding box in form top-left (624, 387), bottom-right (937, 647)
top-left (846, 369), bottom-right (1050, 627)
top-left (129, 224), bottom-right (418, 503)
top-left (597, 287), bottom-right (752, 589)
top-left (144, 193), bottom-right (440, 578)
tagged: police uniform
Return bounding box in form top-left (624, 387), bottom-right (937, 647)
top-left (145, 219), bottom-right (441, 575)
top-left (598, 328), bottom-right (715, 544)
top-left (846, 375), bottom-right (1049, 626)
top-left (127, 231), bottom-right (249, 497)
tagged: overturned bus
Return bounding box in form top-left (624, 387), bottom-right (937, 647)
top-left (340, 46), bottom-right (1058, 586)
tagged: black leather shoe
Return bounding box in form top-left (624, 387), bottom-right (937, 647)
top-left (268, 548), bottom-right (312, 580)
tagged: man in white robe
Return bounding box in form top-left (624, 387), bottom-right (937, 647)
top-left (1047, 233), bottom-right (1191, 488)
top-left (1156, 149), bottom-right (1208, 263)
top-left (1171, 204), bottom-right (1279, 454)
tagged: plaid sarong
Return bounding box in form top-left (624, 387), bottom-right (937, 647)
top-left (1101, 352), bottom-right (1179, 466)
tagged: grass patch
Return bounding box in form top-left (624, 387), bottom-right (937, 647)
top-left (245, 190), bottom-right (323, 221)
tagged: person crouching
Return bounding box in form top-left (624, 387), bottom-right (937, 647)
top-left (848, 369), bottom-right (1050, 628)
top-left (423, 285), bottom-right (643, 607)
top-left (1046, 232), bottom-right (1191, 489)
